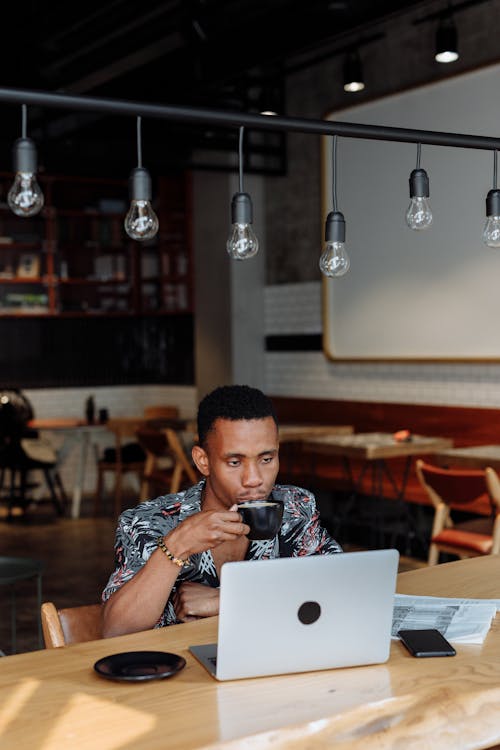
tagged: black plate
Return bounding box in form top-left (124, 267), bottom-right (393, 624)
top-left (94, 651), bottom-right (186, 682)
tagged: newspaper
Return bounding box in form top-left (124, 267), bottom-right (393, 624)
top-left (392, 594), bottom-right (500, 644)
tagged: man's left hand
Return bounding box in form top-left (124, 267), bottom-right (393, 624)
top-left (172, 581), bottom-right (220, 622)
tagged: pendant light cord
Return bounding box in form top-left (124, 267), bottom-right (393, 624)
top-left (136, 115), bottom-right (143, 168)
top-left (494, 150), bottom-right (498, 189)
top-left (416, 142), bottom-right (422, 169)
top-left (21, 104), bottom-right (27, 139)
top-left (238, 126), bottom-right (244, 193)
top-left (332, 134), bottom-right (338, 211)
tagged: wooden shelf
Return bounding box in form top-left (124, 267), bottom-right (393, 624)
top-left (0, 172), bottom-right (193, 317)
top-left (0, 277), bottom-right (47, 284)
top-left (59, 278), bottom-right (130, 285)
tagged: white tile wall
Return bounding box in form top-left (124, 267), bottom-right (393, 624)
top-left (264, 281), bottom-right (500, 408)
top-left (24, 384), bottom-right (197, 500)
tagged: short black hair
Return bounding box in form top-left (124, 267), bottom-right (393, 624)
top-left (197, 384), bottom-right (278, 447)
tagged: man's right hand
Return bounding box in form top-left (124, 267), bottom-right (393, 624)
top-left (165, 504), bottom-right (249, 559)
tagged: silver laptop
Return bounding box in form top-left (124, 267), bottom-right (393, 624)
top-left (189, 548), bottom-right (399, 681)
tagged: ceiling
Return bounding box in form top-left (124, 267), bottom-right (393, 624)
top-left (0, 1), bottom-right (464, 177)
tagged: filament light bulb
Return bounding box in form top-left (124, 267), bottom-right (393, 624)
top-left (319, 241), bottom-right (350, 277)
top-left (7, 138), bottom-right (44, 217)
top-left (483, 189), bottom-right (500, 247)
top-left (124, 167), bottom-right (159, 241)
top-left (319, 211), bottom-right (350, 278)
top-left (406, 168), bottom-right (432, 230)
top-left (226, 192), bottom-right (259, 260)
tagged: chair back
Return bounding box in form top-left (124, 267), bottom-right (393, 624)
top-left (164, 428), bottom-right (197, 488)
top-left (136, 426), bottom-right (197, 500)
top-left (144, 405), bottom-right (180, 420)
top-left (415, 460), bottom-right (491, 510)
top-left (41, 601), bottom-right (103, 648)
top-left (136, 427), bottom-right (169, 458)
top-left (416, 459), bottom-right (500, 564)
top-left (94, 417), bottom-right (149, 517)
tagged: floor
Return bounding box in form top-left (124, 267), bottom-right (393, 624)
top-left (0, 490), bottom-right (427, 657)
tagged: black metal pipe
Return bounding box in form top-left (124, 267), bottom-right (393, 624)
top-left (0, 85), bottom-right (499, 151)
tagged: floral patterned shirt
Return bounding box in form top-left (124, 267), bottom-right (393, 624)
top-left (102, 479), bottom-right (343, 627)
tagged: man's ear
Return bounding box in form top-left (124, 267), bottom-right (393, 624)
top-left (192, 444), bottom-right (210, 476)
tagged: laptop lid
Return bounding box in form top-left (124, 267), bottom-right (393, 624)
top-left (189, 548), bottom-right (399, 681)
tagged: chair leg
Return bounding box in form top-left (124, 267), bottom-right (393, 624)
top-left (53, 470), bottom-right (69, 512)
top-left (94, 466), bottom-right (109, 517)
top-left (8, 468), bottom-right (17, 517)
top-left (170, 462), bottom-right (183, 494)
top-left (43, 468), bottom-right (64, 516)
top-left (114, 470), bottom-right (123, 518)
top-left (427, 543), bottom-right (439, 566)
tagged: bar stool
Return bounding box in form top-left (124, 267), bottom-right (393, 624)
top-left (0, 556), bottom-right (44, 653)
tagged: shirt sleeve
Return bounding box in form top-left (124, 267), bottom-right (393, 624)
top-left (101, 504), bottom-right (173, 602)
top-left (279, 486), bottom-right (343, 556)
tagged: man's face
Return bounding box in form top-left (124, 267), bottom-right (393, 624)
top-left (193, 416), bottom-right (279, 510)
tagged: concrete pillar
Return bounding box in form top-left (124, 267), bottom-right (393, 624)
top-left (192, 170), bottom-right (266, 400)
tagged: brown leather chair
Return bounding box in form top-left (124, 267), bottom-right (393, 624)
top-left (416, 459), bottom-right (500, 565)
top-left (41, 601), bottom-right (103, 648)
top-left (137, 426), bottom-right (197, 501)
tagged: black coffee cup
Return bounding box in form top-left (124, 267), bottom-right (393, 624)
top-left (238, 498), bottom-right (284, 540)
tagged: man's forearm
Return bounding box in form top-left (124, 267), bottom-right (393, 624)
top-left (102, 548), bottom-right (181, 637)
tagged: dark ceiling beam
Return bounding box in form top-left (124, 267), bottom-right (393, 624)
top-left (42, 1), bottom-right (179, 78)
top-left (61, 33), bottom-right (184, 95)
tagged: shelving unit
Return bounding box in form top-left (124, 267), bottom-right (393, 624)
top-left (0, 171), bottom-right (193, 317)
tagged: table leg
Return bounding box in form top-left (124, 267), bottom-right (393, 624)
top-left (10, 587), bottom-right (16, 654)
top-left (71, 431), bottom-right (90, 519)
top-left (36, 573), bottom-right (43, 649)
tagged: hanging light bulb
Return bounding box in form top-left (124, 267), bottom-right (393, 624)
top-left (406, 144), bottom-right (433, 230)
top-left (226, 192), bottom-right (259, 259)
top-left (435, 14), bottom-right (459, 63)
top-left (7, 105), bottom-right (44, 217)
top-left (483, 151), bottom-right (500, 247)
top-left (124, 116), bottom-right (159, 241)
top-left (226, 126), bottom-right (259, 260)
top-left (320, 135), bottom-right (350, 277)
top-left (320, 211), bottom-right (350, 277)
top-left (343, 50), bottom-right (365, 93)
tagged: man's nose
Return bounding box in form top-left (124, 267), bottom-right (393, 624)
top-left (242, 462), bottom-right (263, 487)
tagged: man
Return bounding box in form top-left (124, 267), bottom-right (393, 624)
top-left (102, 385), bottom-right (342, 637)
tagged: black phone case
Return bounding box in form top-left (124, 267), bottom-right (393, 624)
top-left (397, 628), bottom-right (456, 657)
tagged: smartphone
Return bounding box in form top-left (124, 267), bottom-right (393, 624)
top-left (397, 628), bottom-right (456, 657)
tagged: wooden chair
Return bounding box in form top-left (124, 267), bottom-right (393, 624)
top-left (415, 459), bottom-right (500, 565)
top-left (143, 405), bottom-right (179, 421)
top-left (137, 427), bottom-right (198, 501)
top-left (41, 601), bottom-right (103, 648)
top-left (94, 417), bottom-right (149, 517)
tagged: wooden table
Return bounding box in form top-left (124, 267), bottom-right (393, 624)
top-left (29, 419), bottom-right (107, 519)
top-left (1, 557), bottom-right (499, 749)
top-left (279, 423), bottom-right (353, 443)
top-left (302, 432), bottom-right (454, 549)
top-left (278, 424), bottom-right (354, 477)
top-left (434, 444), bottom-right (500, 472)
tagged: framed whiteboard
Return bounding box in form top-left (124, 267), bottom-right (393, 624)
top-left (322, 63), bottom-right (500, 361)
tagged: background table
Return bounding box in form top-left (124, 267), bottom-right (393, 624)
top-left (434, 444), bottom-right (500, 472)
top-left (302, 432), bottom-right (454, 550)
top-left (278, 423), bottom-right (353, 443)
top-left (1, 557), bottom-right (499, 750)
top-left (30, 419), bottom-right (107, 519)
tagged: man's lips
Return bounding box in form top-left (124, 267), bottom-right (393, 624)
top-left (236, 496), bottom-right (267, 503)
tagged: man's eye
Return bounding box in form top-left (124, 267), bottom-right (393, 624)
top-left (228, 459), bottom-right (240, 467)
top-left (261, 456), bottom-right (274, 463)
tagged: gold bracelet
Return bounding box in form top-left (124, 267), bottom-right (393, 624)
top-left (156, 537), bottom-right (190, 568)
